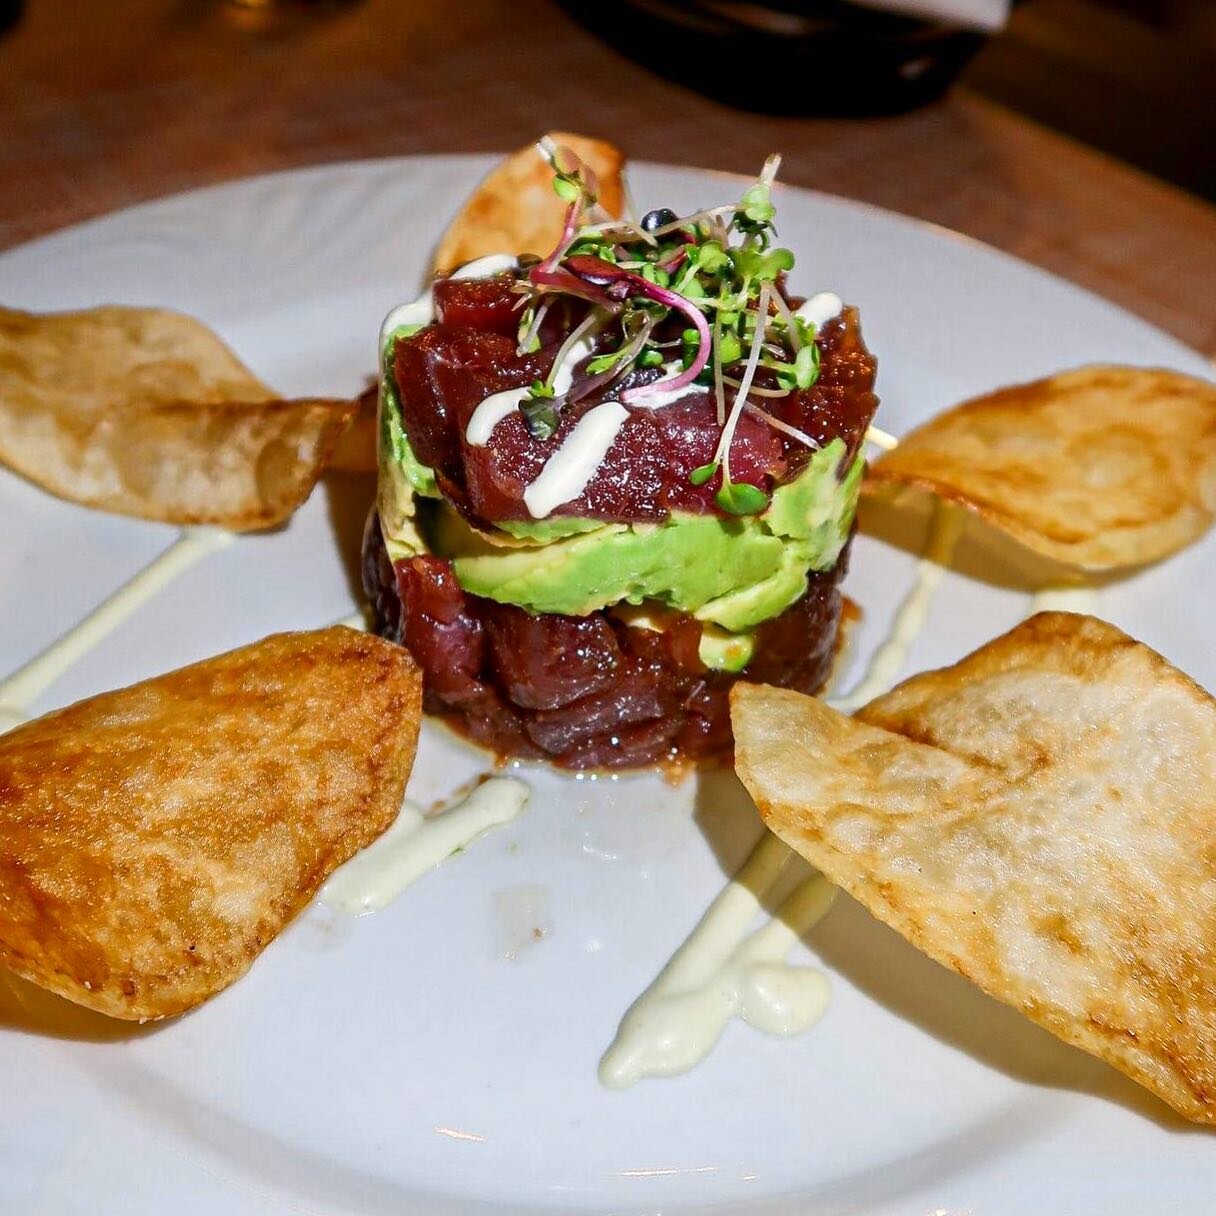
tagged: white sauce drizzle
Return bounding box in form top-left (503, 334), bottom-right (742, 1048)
top-left (1030, 586), bottom-right (1099, 614)
top-left (466, 387), bottom-right (530, 446)
top-left (378, 291), bottom-right (435, 351)
top-left (450, 253), bottom-right (519, 282)
top-left (828, 504), bottom-right (963, 712)
top-left (795, 291), bottom-right (843, 329)
top-left (627, 361), bottom-right (692, 411)
top-left (0, 526), bottom-right (232, 733)
top-left (551, 326), bottom-right (599, 397)
top-left (465, 323), bottom-right (600, 448)
top-left (320, 778), bottom-right (529, 916)
top-left (379, 253), bottom-right (519, 356)
top-left (599, 831), bottom-right (836, 1089)
top-left (865, 424), bottom-right (900, 451)
top-left (523, 401), bottom-right (629, 518)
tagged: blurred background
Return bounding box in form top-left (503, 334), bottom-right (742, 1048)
top-left (567, 0), bottom-right (1215, 199)
top-left (1, 0), bottom-right (1213, 353)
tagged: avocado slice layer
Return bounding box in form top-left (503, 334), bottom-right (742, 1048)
top-left (378, 381), bottom-right (862, 631)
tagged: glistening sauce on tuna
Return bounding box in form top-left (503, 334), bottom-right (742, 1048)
top-left (467, 317), bottom-right (601, 449)
top-left (524, 402), bottom-right (630, 517)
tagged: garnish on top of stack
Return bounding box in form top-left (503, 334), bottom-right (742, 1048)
top-left (507, 148), bottom-right (845, 512)
top-left (365, 140), bottom-right (880, 771)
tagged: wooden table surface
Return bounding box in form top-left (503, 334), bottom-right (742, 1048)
top-left (2, 0), bottom-right (1214, 358)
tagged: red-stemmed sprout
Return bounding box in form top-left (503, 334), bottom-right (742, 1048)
top-left (703, 282), bottom-right (774, 515)
top-left (527, 263), bottom-right (624, 312)
top-left (506, 151), bottom-right (827, 515)
top-left (549, 255), bottom-right (713, 407)
top-left (620, 300), bottom-right (709, 406)
top-left (572, 312), bottom-right (656, 404)
top-left (535, 138), bottom-right (603, 273)
top-left (537, 202), bottom-right (582, 275)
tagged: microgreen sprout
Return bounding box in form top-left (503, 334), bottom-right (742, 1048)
top-left (508, 148), bottom-right (827, 516)
top-left (522, 381), bottom-right (560, 440)
top-left (737, 184), bottom-right (775, 231)
top-left (586, 351), bottom-right (622, 376)
top-left (539, 137), bottom-right (602, 209)
top-left (771, 289), bottom-right (803, 352)
top-left (731, 153), bottom-right (782, 245)
top-left (714, 480), bottom-right (769, 516)
top-left (743, 404), bottom-right (820, 451)
top-left (515, 298), bottom-right (551, 355)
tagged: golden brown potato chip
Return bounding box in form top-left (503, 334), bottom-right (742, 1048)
top-left (432, 132), bottom-right (625, 274)
top-left (0, 305), bottom-right (355, 529)
top-left (732, 613), bottom-right (1216, 1123)
top-left (328, 381), bottom-right (378, 474)
top-left (864, 366), bottom-right (1216, 570)
top-left (0, 627), bottom-right (421, 1021)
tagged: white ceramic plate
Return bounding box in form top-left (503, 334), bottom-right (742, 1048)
top-left (0, 156), bottom-right (1212, 1215)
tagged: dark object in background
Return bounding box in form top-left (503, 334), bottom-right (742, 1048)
top-left (0, 0), bottom-right (23, 36)
top-left (964, 0), bottom-right (1216, 202)
top-left (560, 0), bottom-right (995, 116)
top-left (227, 0), bottom-right (361, 6)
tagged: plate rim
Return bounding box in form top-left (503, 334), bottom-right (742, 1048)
top-left (0, 151), bottom-right (1208, 376)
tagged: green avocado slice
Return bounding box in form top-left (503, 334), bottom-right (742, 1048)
top-left (697, 623), bottom-right (756, 672)
top-left (379, 385), bottom-right (863, 628)
top-left (438, 510), bottom-right (786, 616)
top-left (496, 516), bottom-right (607, 542)
top-left (694, 548), bottom-right (810, 631)
top-left (378, 373), bottom-right (440, 561)
top-left (437, 441), bottom-right (859, 619)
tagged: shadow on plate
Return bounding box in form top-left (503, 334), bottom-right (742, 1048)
top-left (322, 469), bottom-right (376, 604)
top-left (0, 969), bottom-right (163, 1042)
top-left (811, 888), bottom-right (1202, 1133)
top-left (691, 765), bottom-right (785, 883)
top-left (857, 488), bottom-right (1150, 593)
top-left (688, 772), bottom-right (1201, 1132)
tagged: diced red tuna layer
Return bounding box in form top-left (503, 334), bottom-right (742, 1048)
top-left (394, 275), bottom-right (878, 528)
top-left (362, 513), bottom-right (850, 772)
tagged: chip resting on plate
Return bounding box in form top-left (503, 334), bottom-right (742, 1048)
top-left (0, 305), bottom-right (356, 529)
top-left (431, 131), bottom-right (625, 273)
top-left (863, 365), bottom-right (1216, 569)
top-left (0, 627), bottom-right (422, 1021)
top-left (732, 613), bottom-right (1216, 1123)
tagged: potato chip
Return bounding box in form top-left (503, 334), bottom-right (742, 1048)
top-left (732, 613), bottom-right (1216, 1123)
top-left (0, 305), bottom-right (355, 529)
top-left (864, 366), bottom-right (1216, 570)
top-left (432, 132), bottom-right (625, 274)
top-left (0, 627), bottom-right (421, 1021)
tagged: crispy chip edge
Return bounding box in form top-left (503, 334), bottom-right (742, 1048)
top-left (0, 628), bottom-right (422, 1022)
top-left (730, 661), bottom-right (1216, 1126)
